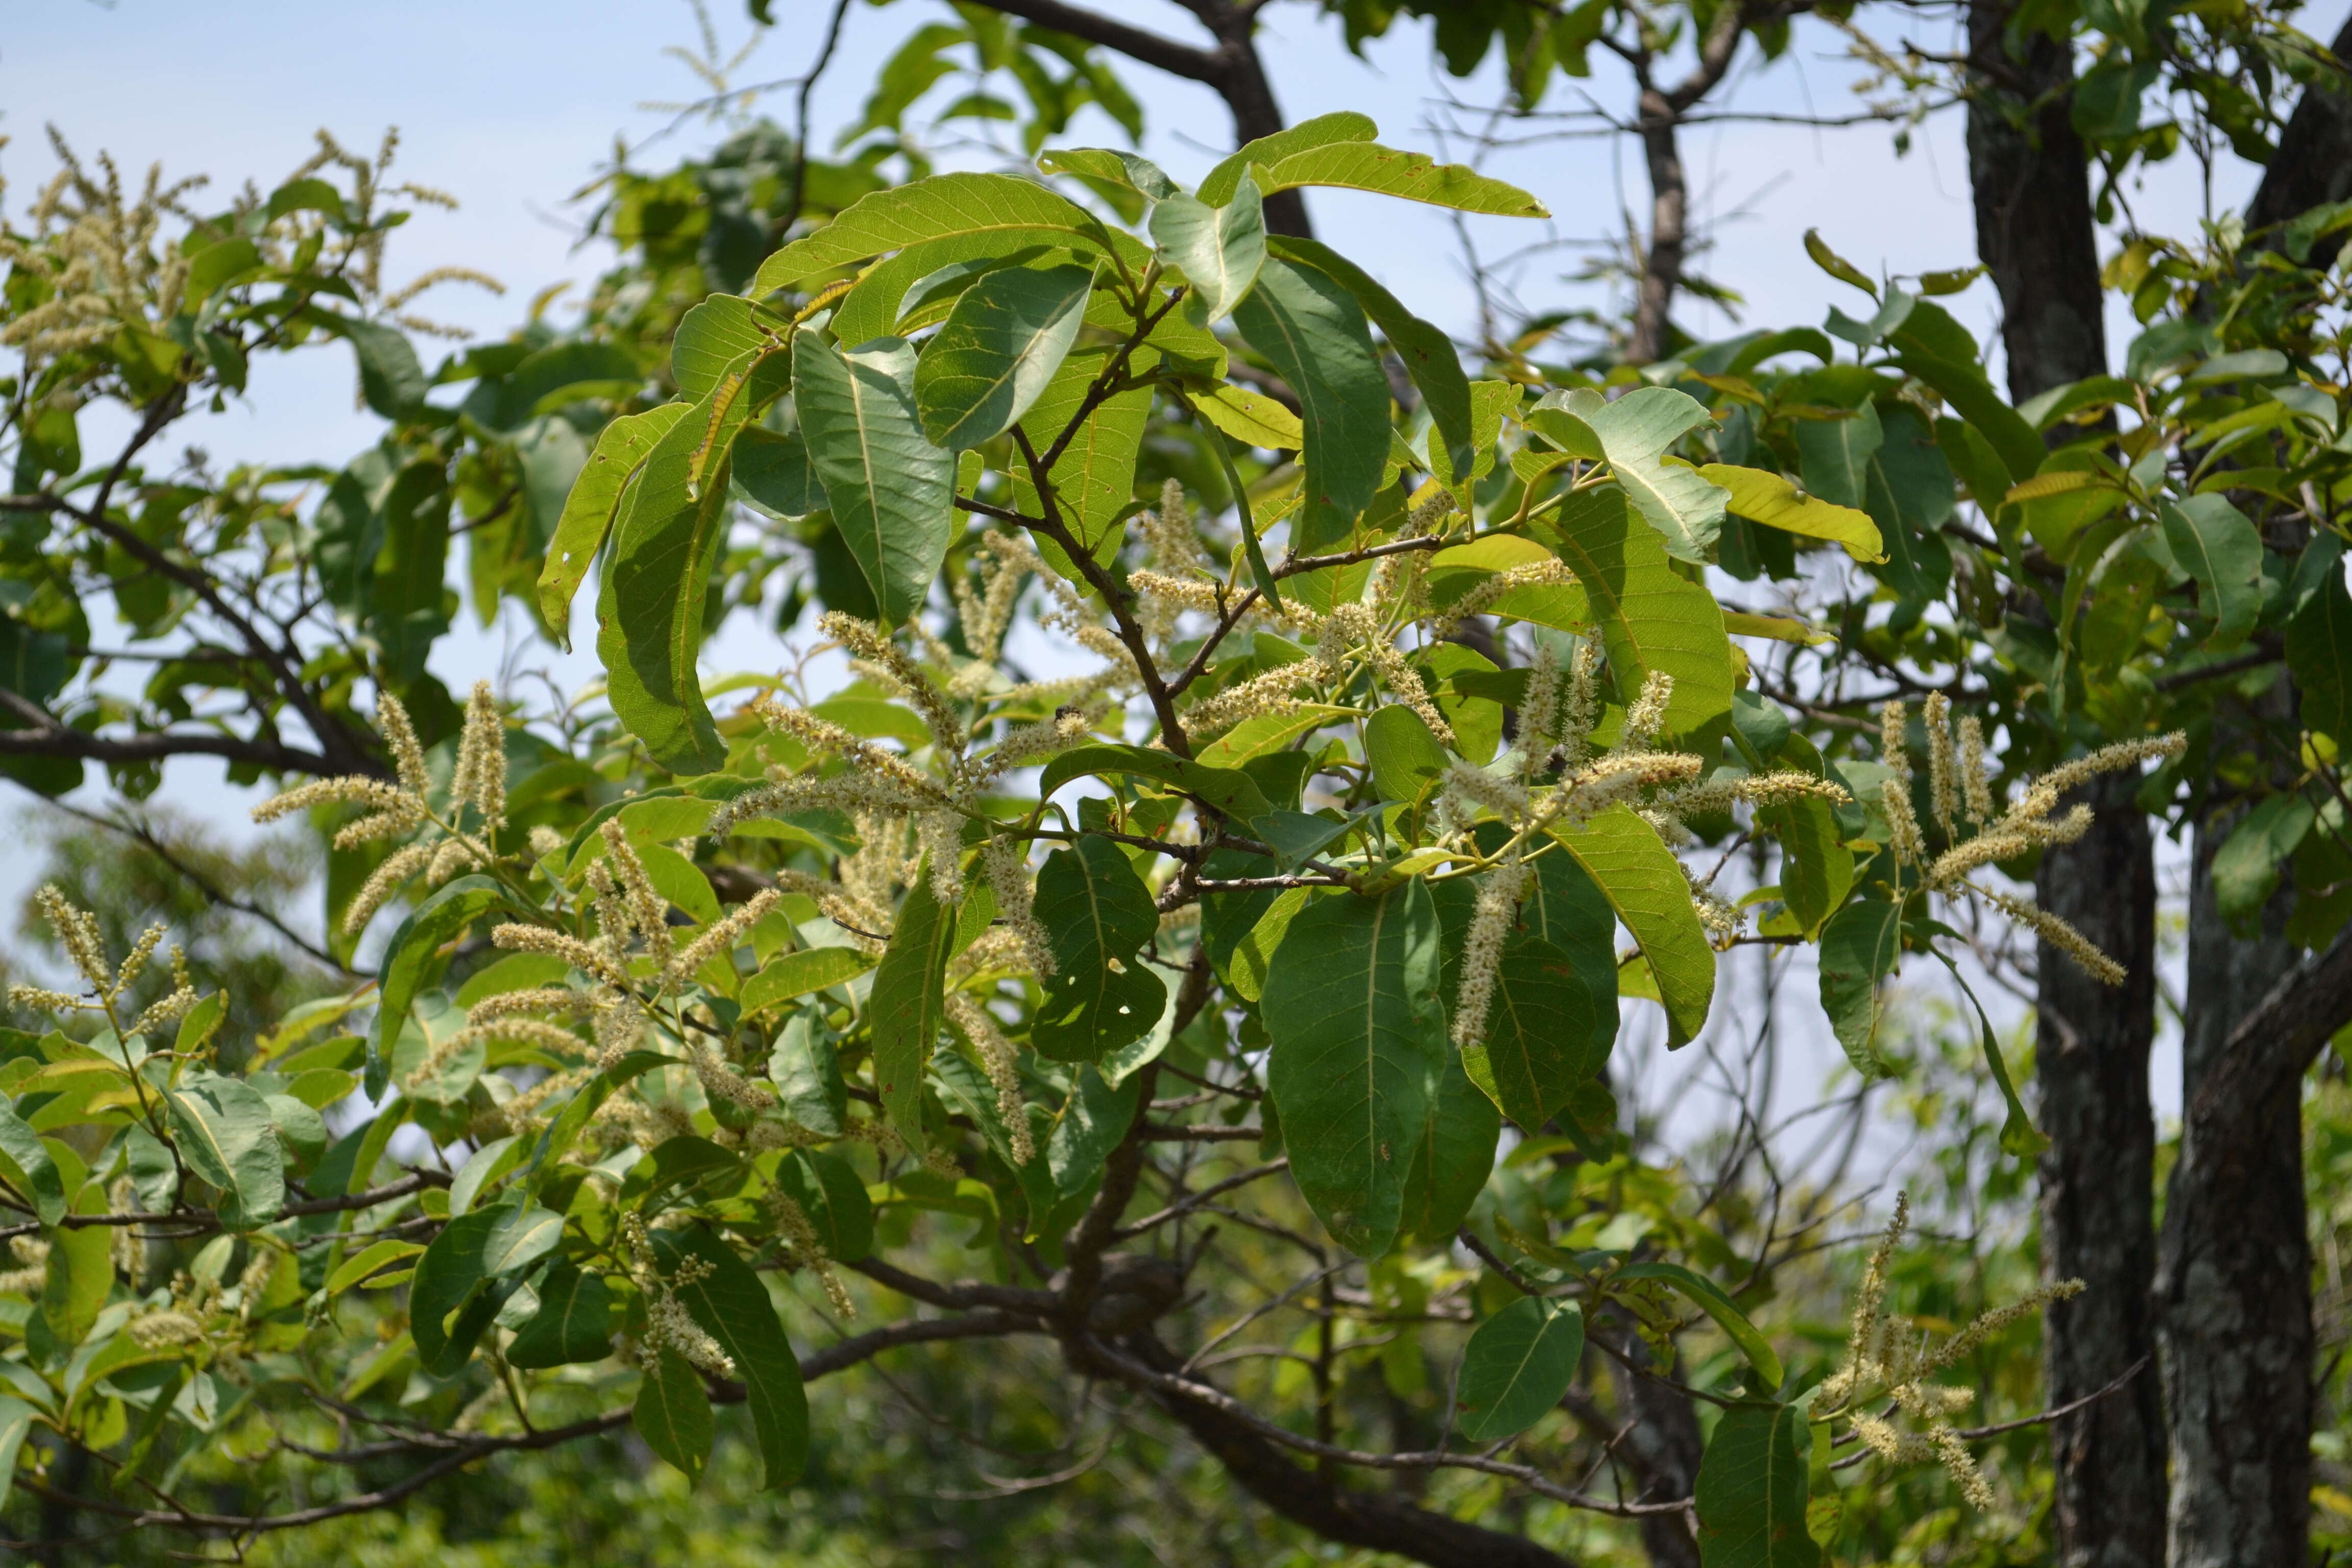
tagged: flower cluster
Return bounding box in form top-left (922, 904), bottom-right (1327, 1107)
top-left (8, 884), bottom-right (198, 1039)
top-left (1817, 1194), bottom-right (2083, 1508)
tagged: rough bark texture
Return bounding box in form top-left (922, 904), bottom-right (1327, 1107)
top-left (1626, 92), bottom-right (1688, 365)
top-left (1965, 2), bottom-right (2108, 399)
top-left (1606, 1327), bottom-right (1704, 1568)
top-left (1965, 9), bottom-right (2164, 1563)
top-left (2033, 773), bottom-right (2166, 1568)
top-left (2156, 820), bottom-right (2313, 1568)
top-left (2245, 13), bottom-right (2352, 266)
top-left (1122, 1330), bottom-right (1579, 1568)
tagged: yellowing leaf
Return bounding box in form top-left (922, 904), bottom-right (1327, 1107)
top-left (1186, 384), bottom-right (1303, 450)
top-left (1701, 464), bottom-right (1885, 562)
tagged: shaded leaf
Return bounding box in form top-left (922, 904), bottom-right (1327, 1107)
top-left (793, 329), bottom-right (955, 624)
top-left (915, 262), bottom-right (1095, 448)
top-left (1456, 1296), bottom-right (1584, 1441)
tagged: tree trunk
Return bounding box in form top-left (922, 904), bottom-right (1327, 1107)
top-left (1964, 7), bottom-right (2166, 1563)
top-left (2245, 13), bottom-right (2352, 266)
top-left (1626, 90), bottom-right (1688, 365)
top-left (2034, 774), bottom-right (2167, 1568)
top-left (1605, 1326), bottom-right (1704, 1568)
top-left (2156, 811), bottom-right (2313, 1567)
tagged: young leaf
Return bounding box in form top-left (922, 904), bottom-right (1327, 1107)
top-left (655, 1225), bottom-right (810, 1489)
top-left (1149, 176), bottom-right (1266, 323)
top-left (1461, 932), bottom-right (1597, 1131)
top-left (793, 329), bottom-right (956, 624)
top-left (536, 403), bottom-right (689, 645)
top-left (1702, 465), bottom-right (1885, 562)
top-left (1231, 258), bottom-right (1389, 557)
top-left (370, 875), bottom-right (505, 1098)
top-left (1536, 487), bottom-right (1733, 742)
top-left (1817, 897), bottom-right (1902, 1076)
top-left (505, 1263), bottom-right (615, 1369)
top-left (1615, 1261), bottom-right (1783, 1389)
top-left (2162, 494), bottom-right (2263, 652)
top-left (1032, 835), bottom-right (1168, 1063)
top-left (1455, 1295), bottom-right (1584, 1441)
top-left (870, 867), bottom-right (957, 1149)
top-left (1185, 383), bottom-right (1303, 450)
top-left (1262, 883), bottom-right (1447, 1257)
top-left (1695, 1401), bottom-right (1820, 1568)
top-left (1802, 228), bottom-right (1877, 297)
top-left (1252, 143), bottom-right (1548, 217)
top-left (1196, 111), bottom-right (1378, 206)
top-left (1528, 387), bottom-right (1725, 562)
top-left (1547, 806), bottom-right (1715, 1047)
top-left (751, 172), bottom-right (1139, 297)
top-left (914, 261), bottom-right (1095, 448)
top-left (633, 1343), bottom-right (715, 1486)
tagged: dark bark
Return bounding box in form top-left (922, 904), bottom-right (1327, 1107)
top-left (1627, 93), bottom-right (1689, 365)
top-left (1604, 1326), bottom-right (1704, 1568)
top-left (1965, 1), bottom-right (2108, 399)
top-left (1122, 1329), bottom-right (1579, 1568)
top-left (1965, 8), bottom-right (2163, 1564)
top-left (2033, 773), bottom-right (2166, 1568)
top-left (964, 0), bottom-right (1310, 235)
top-left (2155, 810), bottom-right (2313, 1567)
top-left (2245, 13), bottom-right (2352, 265)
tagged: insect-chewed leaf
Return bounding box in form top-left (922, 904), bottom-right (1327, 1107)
top-left (1262, 883), bottom-right (1447, 1258)
top-left (1252, 143), bottom-right (1548, 217)
top-left (793, 329), bottom-right (955, 624)
top-left (1148, 177), bottom-right (1266, 323)
top-left (1032, 835), bottom-right (1166, 1063)
top-left (1231, 258), bottom-right (1389, 559)
top-left (1455, 1296), bottom-right (1584, 1441)
top-left (1695, 1401), bottom-right (1821, 1568)
top-left (914, 261), bottom-right (1094, 448)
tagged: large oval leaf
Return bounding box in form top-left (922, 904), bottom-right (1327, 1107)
top-left (1548, 807), bottom-right (1714, 1047)
top-left (1252, 142), bottom-right (1548, 218)
top-left (654, 1224), bottom-right (810, 1489)
top-left (1695, 1401), bottom-right (1821, 1568)
top-left (792, 329), bottom-right (955, 624)
top-left (1032, 835), bottom-right (1167, 1063)
top-left (1535, 486), bottom-right (1733, 743)
top-left (914, 261), bottom-right (1094, 449)
top-left (1262, 882), bottom-right (1447, 1258)
top-left (1456, 1295), bottom-right (1584, 1441)
top-left (1231, 257), bottom-right (1389, 560)
top-left (1462, 932), bottom-right (1597, 1132)
top-left (752, 172), bottom-right (1138, 297)
top-left (1149, 177), bottom-right (1266, 323)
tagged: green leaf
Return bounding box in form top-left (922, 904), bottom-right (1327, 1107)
top-left (1032, 836), bottom-right (1168, 1063)
top-left (1923, 948), bottom-right (2047, 1158)
top-left (732, 426), bottom-right (826, 519)
top-left (1267, 235), bottom-right (1475, 484)
top-left (1231, 258), bottom-right (1389, 559)
top-left (671, 294), bottom-right (772, 398)
top-left (752, 172), bottom-right (1139, 297)
top-left (41, 1204), bottom-right (111, 1348)
top-left (870, 868), bottom-right (957, 1149)
top-left (914, 261), bottom-right (1095, 448)
top-left (1790, 401), bottom-right (1882, 511)
top-left (1696, 1402), bottom-right (1820, 1568)
top-left (1185, 383), bottom-right (1302, 450)
top-left (1038, 146), bottom-right (1179, 204)
top-left (0, 1101), bottom-right (64, 1226)
top-left (370, 875), bottom-right (504, 1098)
top-left (1009, 342), bottom-right (1157, 573)
top-left (1455, 1295), bottom-right (1584, 1441)
top-left (633, 1342), bottom-right (715, 1486)
top-left (479, 1203), bottom-right (564, 1277)
top-left (1227, 884), bottom-right (1307, 1004)
top-left (1817, 897), bottom-right (1901, 1076)
top-left (1363, 704), bottom-right (1449, 803)
top-left (2162, 495), bottom-right (2264, 652)
top-left (792, 329), bottom-right (956, 624)
top-left (655, 1225), bottom-right (810, 1489)
top-left (1615, 1261), bottom-right (1783, 1389)
top-left (2292, 567), bottom-right (2352, 743)
top-left (1398, 1048), bottom-right (1499, 1242)
top-left (1461, 932), bottom-right (1597, 1131)
top-left (742, 947), bottom-right (874, 1014)
top-left (163, 1074), bottom-right (285, 1230)
top-left (1547, 806), bottom-right (1715, 1047)
top-left (1150, 176), bottom-right (1266, 323)
top-left (1529, 388), bottom-right (1724, 562)
top-left (1036, 744), bottom-right (1271, 820)
top-left (1253, 143), bottom-right (1548, 217)
top-left (326, 312), bottom-right (427, 419)
top-left (1703, 465), bottom-right (1884, 561)
top-left (1761, 798), bottom-right (1852, 938)
top-left (768, 1012), bottom-right (848, 1137)
top-left (1802, 230), bottom-right (1876, 297)
top-left (407, 1204), bottom-right (507, 1375)
top-left (1537, 488), bottom-right (1733, 744)
top-left (1197, 111), bottom-right (1378, 207)
top-left (2213, 792), bottom-right (2315, 932)
top-left (505, 1262), bottom-right (615, 1369)
top-left (1889, 337), bottom-right (2042, 487)
top-left (774, 1148), bottom-right (873, 1262)
top-left (0, 1396), bottom-right (35, 1515)
top-left (1262, 883), bottom-right (1447, 1257)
